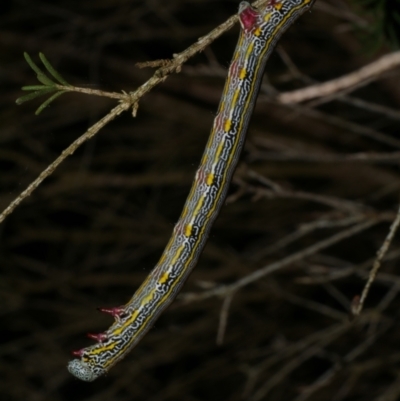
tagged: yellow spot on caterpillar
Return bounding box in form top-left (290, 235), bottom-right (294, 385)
top-left (232, 88), bottom-right (240, 106)
top-left (206, 173), bottom-right (214, 186)
top-left (185, 224), bottom-right (192, 237)
top-left (274, 3), bottom-right (283, 10)
top-left (264, 13), bottom-right (271, 22)
top-left (239, 68), bottom-right (247, 79)
top-left (142, 289), bottom-right (155, 305)
top-left (160, 272), bottom-right (169, 284)
top-left (254, 27), bottom-right (262, 37)
top-left (224, 119), bottom-right (231, 132)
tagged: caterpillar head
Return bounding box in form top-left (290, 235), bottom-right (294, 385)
top-left (67, 359), bottom-right (105, 382)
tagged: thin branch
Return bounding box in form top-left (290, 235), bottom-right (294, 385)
top-left (0, 102), bottom-right (130, 224)
top-left (352, 205), bottom-right (400, 316)
top-left (237, 170), bottom-right (366, 213)
top-left (216, 292), bottom-right (235, 346)
top-left (245, 214), bottom-right (366, 262)
top-left (280, 290), bottom-right (348, 321)
top-left (292, 320), bottom-right (392, 401)
top-left (278, 51), bottom-right (400, 104)
top-left (60, 85), bottom-right (127, 100)
top-left (182, 218), bottom-right (381, 303)
top-left (268, 99), bottom-right (400, 149)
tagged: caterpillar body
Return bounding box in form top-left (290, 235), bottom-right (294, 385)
top-left (68, 0), bottom-right (315, 382)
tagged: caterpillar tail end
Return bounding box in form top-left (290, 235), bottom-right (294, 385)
top-left (67, 359), bottom-right (105, 382)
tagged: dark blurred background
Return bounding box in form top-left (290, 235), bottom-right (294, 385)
top-left (2, 0), bottom-right (400, 400)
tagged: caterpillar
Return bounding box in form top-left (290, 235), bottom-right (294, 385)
top-left (68, 0), bottom-right (315, 382)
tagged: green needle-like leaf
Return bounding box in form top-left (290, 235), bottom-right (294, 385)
top-left (36, 74), bottom-right (56, 86)
top-left (35, 90), bottom-right (66, 115)
top-left (23, 52), bottom-right (45, 77)
top-left (39, 53), bottom-right (71, 86)
top-left (16, 87), bottom-right (56, 105)
top-left (21, 85), bottom-right (51, 91)
top-left (18, 52), bottom-right (72, 113)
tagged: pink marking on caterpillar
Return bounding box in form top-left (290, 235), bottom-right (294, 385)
top-left (97, 306), bottom-right (125, 319)
top-left (87, 333), bottom-right (108, 342)
top-left (239, 2), bottom-right (259, 31)
top-left (72, 349), bottom-right (85, 358)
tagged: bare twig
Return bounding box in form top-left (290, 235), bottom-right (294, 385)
top-left (246, 213), bottom-right (366, 262)
top-left (292, 319), bottom-right (392, 401)
top-left (216, 292), bottom-right (235, 345)
top-left (237, 169), bottom-right (366, 213)
top-left (352, 205), bottom-right (400, 316)
top-left (182, 218), bottom-right (381, 302)
top-left (60, 85), bottom-right (127, 100)
top-left (0, 102), bottom-right (130, 224)
top-left (278, 51), bottom-right (400, 104)
top-left (262, 98), bottom-right (400, 149)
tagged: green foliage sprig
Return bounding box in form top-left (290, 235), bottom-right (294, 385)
top-left (16, 53), bottom-right (72, 115)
